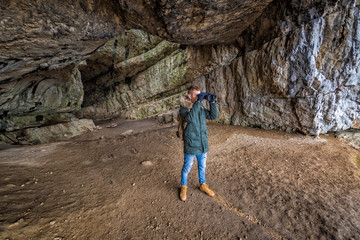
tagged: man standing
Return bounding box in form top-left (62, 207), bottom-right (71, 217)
top-left (179, 86), bottom-right (218, 201)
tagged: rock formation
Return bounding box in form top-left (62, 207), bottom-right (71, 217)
top-left (229, 0), bottom-right (360, 134)
top-left (0, 0), bottom-right (359, 144)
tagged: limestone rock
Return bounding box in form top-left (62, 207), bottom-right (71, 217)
top-left (0, 119), bottom-right (95, 145)
top-left (121, 130), bottom-right (133, 136)
top-left (1, 0), bottom-right (359, 144)
top-left (228, 4), bottom-right (360, 134)
top-left (79, 30), bottom-right (164, 87)
top-left (185, 44), bottom-right (239, 80)
top-left (78, 35), bottom-right (186, 121)
top-left (336, 130), bottom-right (360, 150)
top-left (0, 0), bottom-right (272, 84)
top-left (0, 0), bottom-right (123, 83)
top-left (77, 32), bottom-right (239, 122)
top-left (141, 160), bottom-right (153, 166)
top-left (116, 0), bottom-right (273, 44)
top-left (157, 110), bottom-right (177, 124)
top-left (0, 64), bottom-right (84, 131)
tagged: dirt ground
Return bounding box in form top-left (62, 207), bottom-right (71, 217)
top-left (1, 118), bottom-right (360, 240)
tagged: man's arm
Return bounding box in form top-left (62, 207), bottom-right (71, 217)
top-left (205, 102), bottom-right (218, 120)
top-left (180, 101), bottom-right (201, 123)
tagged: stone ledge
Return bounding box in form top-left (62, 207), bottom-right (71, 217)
top-left (0, 119), bottom-right (95, 145)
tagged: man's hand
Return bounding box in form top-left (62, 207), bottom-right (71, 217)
top-left (197, 92), bottom-right (207, 102)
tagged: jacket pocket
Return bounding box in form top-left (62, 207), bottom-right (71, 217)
top-left (184, 135), bottom-right (192, 144)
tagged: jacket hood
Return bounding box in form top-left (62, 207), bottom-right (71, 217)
top-left (179, 95), bottom-right (193, 109)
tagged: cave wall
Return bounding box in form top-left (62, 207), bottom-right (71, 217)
top-left (0, 0), bottom-right (123, 144)
top-left (0, 0), bottom-right (359, 144)
top-left (198, 0), bottom-right (360, 134)
top-left (77, 2), bottom-right (360, 135)
top-left (0, 0), bottom-right (123, 83)
top-left (77, 30), bottom-right (239, 122)
top-left (228, 1), bottom-right (360, 134)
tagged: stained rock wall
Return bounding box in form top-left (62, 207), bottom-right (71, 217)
top-left (77, 30), bottom-right (239, 122)
top-left (232, 0), bottom-right (360, 134)
top-left (0, 0), bottom-right (122, 83)
top-left (1, 64), bottom-right (83, 131)
top-left (112, 0), bottom-right (273, 45)
top-left (76, 4), bottom-right (360, 136)
top-left (0, 0), bottom-right (359, 144)
top-left (0, 0), bottom-right (123, 144)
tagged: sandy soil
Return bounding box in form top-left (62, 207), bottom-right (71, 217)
top-left (0, 118), bottom-right (360, 240)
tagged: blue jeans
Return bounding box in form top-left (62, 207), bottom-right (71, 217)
top-left (181, 152), bottom-right (207, 186)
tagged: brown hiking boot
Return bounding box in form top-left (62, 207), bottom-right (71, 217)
top-left (200, 183), bottom-right (215, 197)
top-left (180, 185), bottom-right (187, 201)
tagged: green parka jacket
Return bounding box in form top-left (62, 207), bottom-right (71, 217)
top-left (179, 101), bottom-right (218, 155)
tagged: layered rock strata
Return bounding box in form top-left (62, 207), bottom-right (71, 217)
top-left (233, 0), bottom-right (360, 134)
top-left (0, 0), bottom-right (359, 144)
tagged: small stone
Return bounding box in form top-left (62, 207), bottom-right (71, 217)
top-left (122, 130), bottom-right (134, 135)
top-left (106, 123), bottom-right (118, 128)
top-left (132, 183), bottom-right (136, 186)
top-left (141, 161), bottom-right (153, 166)
top-left (40, 62), bottom-right (49, 68)
top-left (100, 136), bottom-right (105, 139)
top-left (50, 220), bottom-right (56, 225)
top-left (8, 218), bottom-right (24, 228)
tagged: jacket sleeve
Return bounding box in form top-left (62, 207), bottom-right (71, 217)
top-left (205, 102), bottom-right (218, 120)
top-left (180, 101), bottom-right (201, 123)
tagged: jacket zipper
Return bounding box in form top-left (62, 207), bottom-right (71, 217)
top-left (199, 108), bottom-right (204, 152)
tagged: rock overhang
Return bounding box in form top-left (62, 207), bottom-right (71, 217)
top-left (0, 0), bottom-right (359, 144)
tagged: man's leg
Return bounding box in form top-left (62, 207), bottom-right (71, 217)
top-left (180, 154), bottom-right (195, 201)
top-left (197, 152), bottom-right (215, 197)
top-left (196, 152), bottom-right (207, 184)
top-left (181, 154), bottom-right (195, 186)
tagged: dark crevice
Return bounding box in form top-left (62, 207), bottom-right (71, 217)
top-left (125, 77), bottom-right (131, 85)
top-left (36, 115), bottom-right (44, 121)
top-left (111, 38), bottom-right (119, 70)
top-left (124, 46), bottom-right (129, 59)
top-left (154, 0), bottom-right (171, 38)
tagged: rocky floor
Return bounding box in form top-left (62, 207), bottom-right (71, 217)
top-left (0, 119), bottom-right (360, 240)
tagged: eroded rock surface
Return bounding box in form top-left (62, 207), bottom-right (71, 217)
top-left (114, 0), bottom-right (273, 45)
top-left (0, 119), bottom-right (95, 145)
top-left (0, 0), bottom-right (123, 83)
top-left (0, 0), bottom-right (359, 144)
top-left (1, 64), bottom-right (84, 131)
top-left (232, 1), bottom-right (360, 134)
top-left (76, 30), bottom-right (239, 121)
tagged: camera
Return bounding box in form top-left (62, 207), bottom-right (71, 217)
top-left (204, 92), bottom-right (216, 103)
